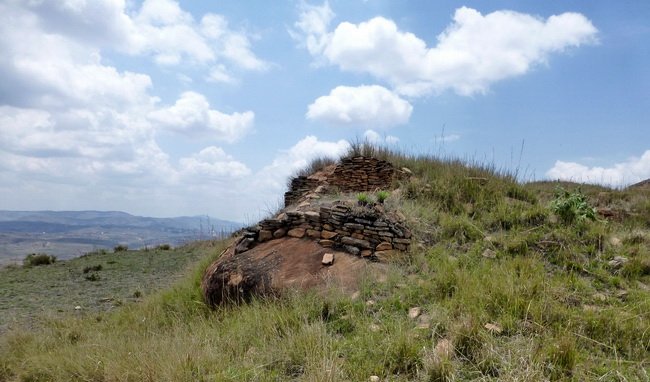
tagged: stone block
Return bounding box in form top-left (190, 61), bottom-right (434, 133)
top-left (287, 228), bottom-right (306, 238)
top-left (375, 242), bottom-right (393, 251)
top-left (306, 229), bottom-right (321, 238)
top-left (319, 239), bottom-right (335, 247)
top-left (344, 245), bottom-right (360, 256)
top-left (321, 230), bottom-right (338, 239)
top-left (341, 236), bottom-right (371, 249)
top-left (258, 230), bottom-right (273, 242)
top-left (273, 228), bottom-right (287, 238)
top-left (322, 253), bottom-right (334, 266)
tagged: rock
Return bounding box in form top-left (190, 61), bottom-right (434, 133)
top-left (235, 237), bottom-right (255, 254)
top-left (322, 253), bottom-right (334, 266)
top-left (360, 250), bottom-right (372, 258)
top-left (375, 242), bottom-right (393, 251)
top-left (608, 256), bottom-right (629, 268)
top-left (287, 228), bottom-right (306, 238)
top-left (344, 245), bottom-right (361, 256)
top-left (481, 249), bottom-right (496, 259)
top-left (350, 291), bottom-right (360, 300)
top-left (273, 228), bottom-right (287, 239)
top-left (341, 236), bottom-right (371, 249)
top-left (321, 230), bottom-right (338, 239)
top-left (366, 299), bottom-right (376, 307)
top-left (408, 307), bottom-right (421, 319)
top-left (370, 376), bottom-right (380, 382)
top-left (305, 211), bottom-right (320, 220)
top-left (368, 324), bottom-right (380, 332)
top-left (416, 314), bottom-right (431, 329)
top-left (319, 239), bottom-right (335, 247)
top-left (74, 305), bottom-right (82, 310)
top-left (401, 167), bottom-right (412, 175)
top-left (306, 229), bottom-right (321, 238)
top-left (434, 338), bottom-right (452, 359)
top-left (609, 237), bottom-right (622, 247)
top-left (258, 230), bottom-right (273, 242)
top-left (484, 322), bottom-right (502, 334)
top-left (298, 201), bottom-right (310, 208)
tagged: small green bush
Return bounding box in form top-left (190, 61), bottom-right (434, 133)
top-left (156, 244), bottom-right (171, 250)
top-left (114, 244), bottom-right (128, 252)
top-left (85, 273), bottom-right (101, 282)
top-left (549, 187), bottom-right (597, 225)
top-left (83, 265), bottom-right (102, 274)
top-left (356, 193), bottom-right (371, 206)
top-left (23, 253), bottom-right (56, 267)
top-left (376, 190), bottom-right (390, 204)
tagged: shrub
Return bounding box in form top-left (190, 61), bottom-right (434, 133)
top-left (376, 190), bottom-right (390, 204)
top-left (356, 193), bottom-right (371, 206)
top-left (85, 273), bottom-right (101, 281)
top-left (23, 253), bottom-right (56, 267)
top-left (83, 265), bottom-right (102, 273)
top-left (549, 187), bottom-right (597, 225)
top-left (156, 244), bottom-right (171, 250)
top-left (113, 244), bottom-right (128, 252)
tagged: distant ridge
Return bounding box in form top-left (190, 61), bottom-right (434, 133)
top-left (628, 179), bottom-right (650, 189)
top-left (0, 210), bottom-right (242, 264)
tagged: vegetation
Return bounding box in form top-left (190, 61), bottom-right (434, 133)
top-left (22, 253), bottom-right (56, 267)
top-left (357, 192), bottom-right (371, 206)
top-left (1, 144), bottom-right (648, 381)
top-left (113, 244), bottom-right (128, 252)
top-left (376, 190), bottom-right (390, 204)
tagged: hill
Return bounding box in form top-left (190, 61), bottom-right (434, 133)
top-left (0, 145), bottom-right (648, 381)
top-left (0, 210), bottom-right (241, 265)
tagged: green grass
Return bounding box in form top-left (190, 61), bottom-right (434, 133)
top-left (1, 144), bottom-right (649, 381)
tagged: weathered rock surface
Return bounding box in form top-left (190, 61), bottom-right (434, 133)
top-left (202, 238), bottom-right (378, 307)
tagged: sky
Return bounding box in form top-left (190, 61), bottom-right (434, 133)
top-left (0, 0), bottom-right (648, 222)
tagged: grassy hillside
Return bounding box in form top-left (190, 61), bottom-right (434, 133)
top-left (1, 147), bottom-right (648, 381)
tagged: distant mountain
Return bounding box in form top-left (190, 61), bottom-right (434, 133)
top-left (0, 210), bottom-right (242, 265)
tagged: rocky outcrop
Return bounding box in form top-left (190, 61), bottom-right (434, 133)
top-left (234, 202), bottom-right (411, 260)
top-left (203, 155), bottom-right (412, 308)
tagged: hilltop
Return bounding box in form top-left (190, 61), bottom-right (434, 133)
top-left (0, 145), bottom-right (648, 381)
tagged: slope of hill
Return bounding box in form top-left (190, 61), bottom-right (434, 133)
top-left (0, 210), bottom-right (241, 265)
top-left (0, 146), bottom-right (648, 381)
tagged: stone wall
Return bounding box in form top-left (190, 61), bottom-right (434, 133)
top-left (283, 156), bottom-right (395, 207)
top-left (235, 202), bottom-right (410, 259)
top-left (284, 176), bottom-right (320, 207)
top-left (330, 157), bottom-right (395, 193)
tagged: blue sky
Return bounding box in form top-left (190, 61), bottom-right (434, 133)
top-left (0, 0), bottom-right (648, 222)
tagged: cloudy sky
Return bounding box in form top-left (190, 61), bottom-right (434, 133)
top-left (0, 0), bottom-right (648, 222)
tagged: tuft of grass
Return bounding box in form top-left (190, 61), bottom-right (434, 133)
top-left (22, 253), bottom-right (56, 267)
top-left (113, 244), bottom-right (128, 252)
top-left (376, 190), bottom-right (390, 204)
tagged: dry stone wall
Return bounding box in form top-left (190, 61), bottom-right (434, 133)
top-left (330, 157), bottom-right (395, 193)
top-left (235, 202), bottom-right (411, 259)
top-left (283, 156), bottom-right (395, 207)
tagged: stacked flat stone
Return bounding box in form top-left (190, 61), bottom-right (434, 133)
top-left (330, 157), bottom-right (394, 193)
top-left (283, 156), bottom-right (396, 207)
top-left (284, 176), bottom-right (321, 207)
top-left (235, 202), bottom-right (410, 258)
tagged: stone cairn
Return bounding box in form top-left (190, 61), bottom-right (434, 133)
top-left (234, 202), bottom-right (411, 259)
top-left (284, 156), bottom-right (396, 207)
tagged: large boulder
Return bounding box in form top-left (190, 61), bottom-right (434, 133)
top-left (201, 237), bottom-right (377, 307)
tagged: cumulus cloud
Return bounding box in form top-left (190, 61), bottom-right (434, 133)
top-left (179, 146), bottom-right (250, 180)
top-left (255, 136), bottom-right (350, 191)
top-left (290, 1), bottom-right (335, 57)
top-left (148, 92), bottom-right (254, 142)
top-left (0, 1), bottom-right (262, 219)
top-left (363, 129), bottom-right (400, 145)
top-left (295, 5), bottom-right (597, 96)
top-left (17, 0), bottom-right (267, 71)
top-left (546, 151), bottom-right (650, 187)
top-left (307, 85), bottom-right (412, 127)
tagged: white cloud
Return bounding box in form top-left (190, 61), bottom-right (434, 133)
top-left (179, 146), bottom-right (250, 180)
top-left (307, 85), bottom-right (412, 127)
top-left (255, 136), bottom-right (350, 191)
top-left (290, 1), bottom-right (335, 57)
top-left (546, 151), bottom-right (650, 187)
top-left (363, 129), bottom-right (400, 145)
top-left (296, 5), bottom-right (597, 96)
top-left (148, 92), bottom-right (254, 143)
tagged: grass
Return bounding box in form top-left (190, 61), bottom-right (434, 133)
top-left (0, 144), bottom-right (649, 381)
